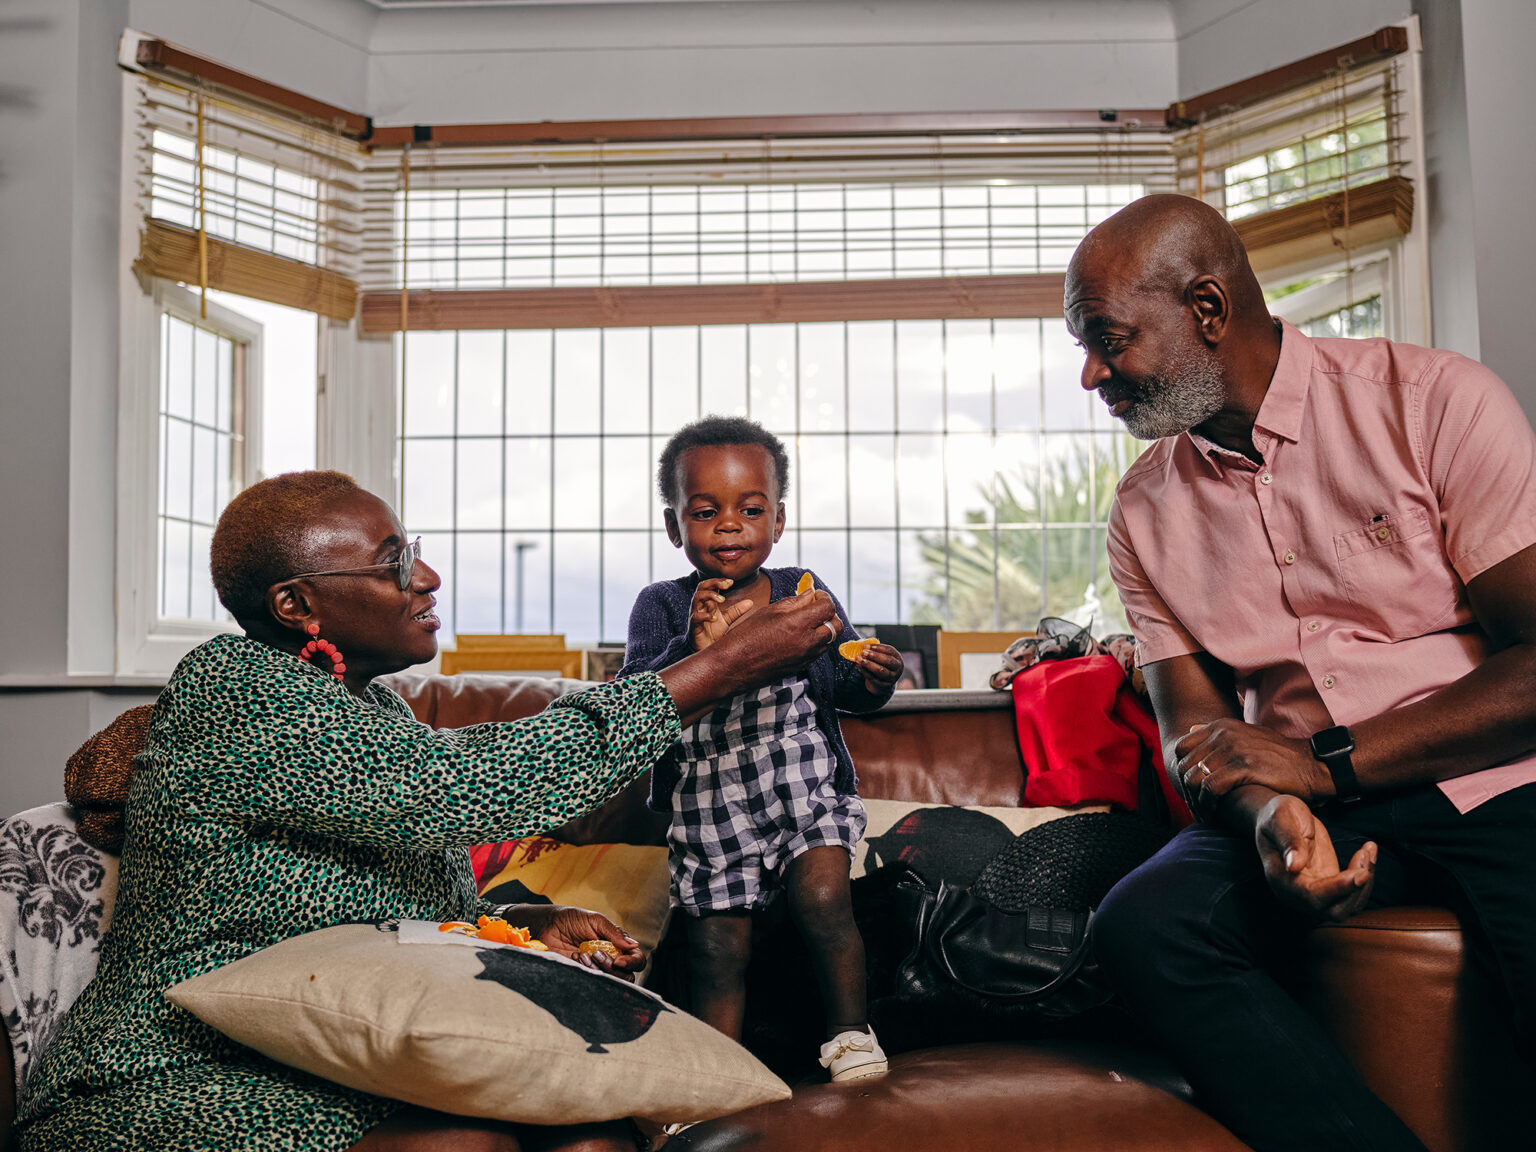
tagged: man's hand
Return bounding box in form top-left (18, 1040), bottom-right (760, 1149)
top-left (1254, 794), bottom-right (1376, 922)
top-left (500, 904), bottom-right (647, 980)
top-left (1175, 718), bottom-right (1334, 814)
top-left (855, 642), bottom-right (904, 695)
top-left (688, 578), bottom-right (753, 652)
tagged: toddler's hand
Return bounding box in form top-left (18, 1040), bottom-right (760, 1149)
top-left (857, 642), bottom-right (904, 695)
top-left (689, 578), bottom-right (753, 651)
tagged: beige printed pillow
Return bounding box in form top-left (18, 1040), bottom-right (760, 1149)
top-left (853, 797), bottom-right (1109, 886)
top-left (166, 921), bottom-right (789, 1126)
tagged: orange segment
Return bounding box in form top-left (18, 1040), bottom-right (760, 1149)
top-left (796, 572), bottom-right (814, 596)
top-left (578, 939), bottom-right (622, 957)
top-left (465, 915), bottom-right (543, 949)
top-left (838, 638), bottom-right (878, 662)
top-left (476, 917), bottom-right (516, 944)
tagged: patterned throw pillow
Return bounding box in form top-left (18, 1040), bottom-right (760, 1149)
top-left (0, 803), bottom-right (119, 1093)
top-left (852, 797), bottom-right (1107, 888)
top-left (474, 838), bottom-right (672, 960)
top-left (166, 921), bottom-right (790, 1126)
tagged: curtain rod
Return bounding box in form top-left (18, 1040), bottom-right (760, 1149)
top-left (1167, 26), bottom-right (1409, 128)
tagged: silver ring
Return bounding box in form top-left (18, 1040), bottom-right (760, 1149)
top-left (823, 621), bottom-right (838, 639)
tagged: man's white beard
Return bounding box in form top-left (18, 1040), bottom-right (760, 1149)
top-left (1119, 345), bottom-right (1226, 441)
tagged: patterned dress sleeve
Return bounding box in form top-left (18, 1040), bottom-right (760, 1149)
top-left (157, 639), bottom-right (680, 852)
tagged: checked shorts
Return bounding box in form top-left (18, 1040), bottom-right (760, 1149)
top-left (669, 674), bottom-right (865, 915)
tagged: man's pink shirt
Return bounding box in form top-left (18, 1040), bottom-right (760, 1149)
top-left (1108, 320), bottom-right (1536, 812)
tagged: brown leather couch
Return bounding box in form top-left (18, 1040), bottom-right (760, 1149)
top-left (2, 672), bottom-right (1526, 1151)
top-left (386, 673), bottom-right (1531, 1152)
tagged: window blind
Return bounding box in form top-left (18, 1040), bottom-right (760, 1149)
top-left (1170, 50), bottom-right (1415, 274)
top-left (129, 75), bottom-right (366, 319)
top-left (357, 131), bottom-right (1175, 327)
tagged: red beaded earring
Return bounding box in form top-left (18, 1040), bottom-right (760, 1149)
top-left (298, 622), bottom-right (347, 680)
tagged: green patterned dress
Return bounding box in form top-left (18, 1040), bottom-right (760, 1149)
top-left (17, 633), bottom-right (679, 1151)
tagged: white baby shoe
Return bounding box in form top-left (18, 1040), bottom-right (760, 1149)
top-left (818, 1028), bottom-right (889, 1082)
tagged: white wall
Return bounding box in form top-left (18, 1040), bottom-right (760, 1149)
top-left (0, 0), bottom-right (96, 687)
top-left (129, 0), bottom-right (373, 110)
top-left (1450, 0), bottom-right (1536, 417)
top-left (1170, 0), bottom-right (1412, 96)
top-left (367, 0), bottom-right (1178, 123)
top-left (1414, 0), bottom-right (1479, 364)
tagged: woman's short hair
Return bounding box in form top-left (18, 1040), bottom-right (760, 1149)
top-left (210, 470), bottom-right (363, 624)
top-left (656, 416), bottom-right (791, 507)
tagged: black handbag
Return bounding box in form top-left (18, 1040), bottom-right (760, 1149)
top-left (860, 865), bottom-right (1109, 1049)
top-left (861, 812), bottom-right (1171, 1049)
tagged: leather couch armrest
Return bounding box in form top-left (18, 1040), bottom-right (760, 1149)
top-left (1302, 906), bottom-right (1530, 1152)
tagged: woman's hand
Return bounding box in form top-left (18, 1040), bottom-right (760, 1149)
top-left (659, 590), bottom-right (840, 725)
top-left (496, 904), bottom-right (646, 981)
top-left (856, 642), bottom-right (904, 695)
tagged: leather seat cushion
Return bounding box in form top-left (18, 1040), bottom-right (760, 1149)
top-left (671, 1042), bottom-right (1246, 1152)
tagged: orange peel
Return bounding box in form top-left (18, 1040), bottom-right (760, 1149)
top-left (796, 572), bottom-right (814, 596)
top-left (838, 638), bottom-right (878, 662)
top-left (459, 915), bottom-right (550, 950)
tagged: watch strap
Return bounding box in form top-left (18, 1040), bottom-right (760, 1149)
top-left (1310, 725), bottom-right (1360, 801)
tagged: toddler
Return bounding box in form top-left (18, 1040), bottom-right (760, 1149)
top-left (620, 415), bottom-right (903, 1081)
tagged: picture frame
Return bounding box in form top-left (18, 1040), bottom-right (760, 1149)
top-left (936, 630), bottom-right (1032, 690)
top-left (581, 647), bottom-right (628, 683)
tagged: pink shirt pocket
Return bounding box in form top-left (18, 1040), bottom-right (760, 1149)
top-left (1333, 506), bottom-right (1462, 641)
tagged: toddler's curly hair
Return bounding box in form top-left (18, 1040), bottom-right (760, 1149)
top-left (210, 470), bottom-right (363, 625)
top-left (656, 416), bottom-right (790, 507)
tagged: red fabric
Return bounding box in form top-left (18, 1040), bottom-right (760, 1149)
top-left (469, 840), bottom-right (518, 884)
top-left (1011, 654), bottom-right (1192, 825)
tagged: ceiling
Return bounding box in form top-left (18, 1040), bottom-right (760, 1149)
top-left (361, 0), bottom-right (796, 6)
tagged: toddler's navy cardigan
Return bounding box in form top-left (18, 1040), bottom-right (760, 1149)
top-left (618, 566), bottom-right (893, 814)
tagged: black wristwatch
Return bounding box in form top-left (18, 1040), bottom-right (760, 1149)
top-left (1310, 724), bottom-right (1360, 802)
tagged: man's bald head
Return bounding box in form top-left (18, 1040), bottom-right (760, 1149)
top-left (1063, 195), bottom-right (1280, 445)
top-left (1068, 193), bottom-right (1266, 319)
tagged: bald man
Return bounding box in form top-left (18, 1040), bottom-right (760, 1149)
top-left (1068, 194), bottom-right (1536, 1152)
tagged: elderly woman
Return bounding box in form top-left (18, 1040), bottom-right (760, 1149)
top-left (17, 471), bottom-right (846, 1152)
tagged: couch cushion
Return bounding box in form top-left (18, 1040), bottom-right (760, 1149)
top-left (670, 1042), bottom-right (1245, 1152)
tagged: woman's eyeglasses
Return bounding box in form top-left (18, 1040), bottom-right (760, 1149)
top-left (286, 537), bottom-right (422, 592)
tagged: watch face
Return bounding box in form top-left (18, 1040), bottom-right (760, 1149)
top-left (1312, 725), bottom-right (1355, 758)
